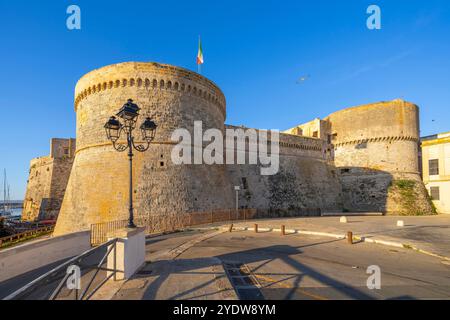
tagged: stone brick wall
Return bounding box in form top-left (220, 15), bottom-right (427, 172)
top-left (22, 138), bottom-right (76, 221)
top-left (323, 100), bottom-right (433, 214)
top-left (45, 62), bottom-right (434, 236)
top-left (225, 125), bottom-right (342, 216)
top-left (54, 62), bottom-right (233, 235)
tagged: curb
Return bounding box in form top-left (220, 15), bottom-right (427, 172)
top-left (194, 226), bottom-right (450, 262)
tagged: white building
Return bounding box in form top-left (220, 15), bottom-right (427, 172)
top-left (421, 131), bottom-right (450, 214)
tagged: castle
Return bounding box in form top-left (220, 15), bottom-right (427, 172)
top-left (22, 62), bottom-right (434, 235)
top-left (22, 138), bottom-right (76, 221)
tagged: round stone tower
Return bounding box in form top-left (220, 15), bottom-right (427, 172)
top-left (326, 99), bottom-right (434, 214)
top-left (54, 62), bottom-right (234, 236)
top-left (327, 99), bottom-right (420, 173)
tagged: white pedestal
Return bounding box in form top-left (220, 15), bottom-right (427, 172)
top-left (107, 227), bottom-right (146, 281)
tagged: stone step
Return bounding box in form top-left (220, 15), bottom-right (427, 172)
top-left (321, 212), bottom-right (384, 217)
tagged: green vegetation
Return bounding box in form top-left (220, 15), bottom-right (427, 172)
top-left (393, 180), bottom-right (415, 189)
top-left (389, 180), bottom-right (437, 216)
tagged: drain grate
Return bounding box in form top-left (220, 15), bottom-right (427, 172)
top-left (222, 261), bottom-right (264, 300)
top-left (137, 269), bottom-right (153, 275)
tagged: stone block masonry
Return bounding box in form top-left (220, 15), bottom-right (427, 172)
top-left (22, 138), bottom-right (76, 221)
top-left (20, 62), bottom-right (432, 235)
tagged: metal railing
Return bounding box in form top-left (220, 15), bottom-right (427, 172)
top-left (0, 225), bottom-right (55, 249)
top-left (3, 238), bottom-right (118, 300)
top-left (90, 208), bottom-right (257, 246)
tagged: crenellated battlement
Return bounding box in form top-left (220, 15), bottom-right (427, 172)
top-left (74, 62), bottom-right (226, 118)
top-left (334, 135), bottom-right (419, 147)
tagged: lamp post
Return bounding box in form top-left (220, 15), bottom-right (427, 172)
top-left (104, 99), bottom-right (157, 228)
top-left (234, 186), bottom-right (240, 220)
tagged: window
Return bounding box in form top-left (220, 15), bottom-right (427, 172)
top-left (327, 134), bottom-right (338, 144)
top-left (312, 131), bottom-right (318, 138)
top-left (430, 187), bottom-right (440, 200)
top-left (429, 159), bottom-right (439, 176)
top-left (64, 148), bottom-right (69, 155)
top-left (241, 177), bottom-right (249, 190)
top-left (294, 128), bottom-right (303, 136)
top-left (356, 141), bottom-right (368, 149)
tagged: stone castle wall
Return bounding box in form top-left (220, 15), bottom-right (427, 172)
top-left (327, 100), bottom-right (420, 172)
top-left (24, 61), bottom-right (433, 236)
top-left (225, 125), bottom-right (342, 216)
top-left (324, 100), bottom-right (432, 214)
top-left (22, 138), bottom-right (76, 221)
top-left (54, 62), bottom-right (233, 235)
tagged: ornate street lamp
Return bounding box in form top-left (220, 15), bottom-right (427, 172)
top-left (104, 99), bottom-right (157, 228)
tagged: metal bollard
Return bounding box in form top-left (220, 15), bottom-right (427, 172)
top-left (281, 225), bottom-right (286, 236)
top-left (228, 224), bottom-right (234, 233)
top-left (254, 224), bottom-right (258, 233)
top-left (347, 231), bottom-right (353, 245)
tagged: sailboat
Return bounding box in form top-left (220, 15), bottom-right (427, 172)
top-left (0, 169), bottom-right (12, 217)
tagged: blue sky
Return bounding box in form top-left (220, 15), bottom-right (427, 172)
top-left (1, 0), bottom-right (450, 199)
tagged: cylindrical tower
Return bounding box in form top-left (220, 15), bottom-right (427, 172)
top-left (328, 99), bottom-right (420, 173)
top-left (54, 62), bottom-right (234, 235)
top-left (326, 99), bottom-right (434, 214)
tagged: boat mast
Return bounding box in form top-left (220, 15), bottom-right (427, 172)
top-left (7, 183), bottom-right (10, 211)
top-left (3, 169), bottom-right (7, 213)
top-left (3, 169), bottom-right (5, 213)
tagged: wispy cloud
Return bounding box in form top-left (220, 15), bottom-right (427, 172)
top-left (379, 50), bottom-right (414, 67)
top-left (331, 49), bottom-right (416, 85)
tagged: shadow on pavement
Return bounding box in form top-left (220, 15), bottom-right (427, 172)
top-left (130, 240), bottom-right (410, 300)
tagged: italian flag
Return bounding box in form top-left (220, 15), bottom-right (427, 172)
top-left (197, 37), bottom-right (204, 65)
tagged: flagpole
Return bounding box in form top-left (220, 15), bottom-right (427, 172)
top-left (198, 35), bottom-right (201, 74)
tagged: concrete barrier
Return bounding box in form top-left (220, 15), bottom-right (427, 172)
top-left (107, 228), bottom-right (146, 281)
top-left (0, 231), bottom-right (91, 282)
